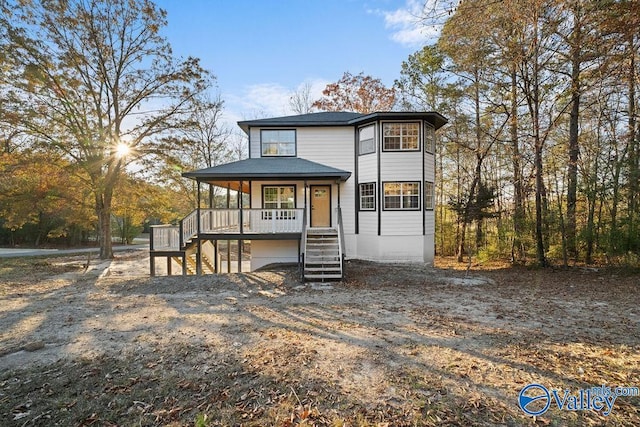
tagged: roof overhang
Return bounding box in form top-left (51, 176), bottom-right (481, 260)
top-left (237, 111), bottom-right (448, 134)
top-left (349, 112), bottom-right (448, 130)
top-left (182, 157), bottom-right (352, 192)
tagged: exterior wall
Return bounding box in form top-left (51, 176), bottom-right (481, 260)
top-left (353, 119), bottom-right (436, 265)
top-left (244, 119), bottom-right (439, 268)
top-left (251, 240), bottom-right (299, 270)
top-left (353, 235), bottom-right (427, 263)
top-left (424, 130), bottom-right (436, 265)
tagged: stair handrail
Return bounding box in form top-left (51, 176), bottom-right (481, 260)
top-left (336, 207), bottom-right (345, 278)
top-left (301, 207), bottom-right (308, 279)
top-left (180, 209), bottom-right (199, 248)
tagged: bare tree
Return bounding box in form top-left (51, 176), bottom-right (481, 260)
top-left (289, 82), bottom-right (315, 114)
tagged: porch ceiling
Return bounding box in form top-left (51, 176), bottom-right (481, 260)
top-left (182, 157), bottom-right (352, 190)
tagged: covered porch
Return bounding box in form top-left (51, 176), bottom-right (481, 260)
top-left (149, 157), bottom-right (350, 277)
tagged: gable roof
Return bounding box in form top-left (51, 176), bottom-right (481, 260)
top-left (238, 111), bottom-right (448, 134)
top-left (182, 157), bottom-right (351, 185)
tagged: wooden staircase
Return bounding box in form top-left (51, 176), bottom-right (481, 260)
top-left (171, 243), bottom-right (215, 275)
top-left (303, 228), bottom-right (343, 281)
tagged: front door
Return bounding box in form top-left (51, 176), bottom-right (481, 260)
top-left (310, 185), bottom-right (331, 227)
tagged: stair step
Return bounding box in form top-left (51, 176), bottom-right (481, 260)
top-left (305, 267), bottom-right (342, 272)
top-left (304, 273), bottom-right (343, 280)
top-left (305, 256), bottom-right (340, 261)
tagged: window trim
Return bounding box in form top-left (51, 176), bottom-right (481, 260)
top-left (358, 182), bottom-right (376, 211)
top-left (358, 124), bottom-right (376, 156)
top-left (382, 122), bottom-right (421, 152)
top-left (260, 129), bottom-right (297, 157)
top-left (382, 181), bottom-right (421, 211)
top-left (424, 181), bottom-right (435, 210)
top-left (424, 123), bottom-right (435, 154)
top-left (261, 185), bottom-right (297, 219)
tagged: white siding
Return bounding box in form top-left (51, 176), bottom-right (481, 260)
top-left (380, 211), bottom-right (423, 236)
top-left (358, 211), bottom-right (377, 235)
top-left (425, 211), bottom-right (435, 235)
top-left (249, 127), bottom-right (261, 158)
top-left (357, 154), bottom-right (377, 183)
top-left (355, 235), bottom-right (426, 263)
top-left (297, 127), bottom-right (356, 235)
top-left (297, 127), bottom-right (354, 168)
top-left (424, 152), bottom-right (435, 182)
top-left (380, 152), bottom-right (423, 182)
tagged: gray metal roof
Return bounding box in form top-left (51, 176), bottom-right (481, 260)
top-left (238, 111), bottom-right (448, 133)
top-left (182, 157), bottom-right (352, 182)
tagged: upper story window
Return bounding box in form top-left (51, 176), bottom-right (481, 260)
top-left (358, 125), bottom-right (375, 155)
top-left (383, 122), bottom-right (419, 151)
top-left (261, 129), bottom-right (296, 157)
top-left (424, 123), bottom-right (435, 153)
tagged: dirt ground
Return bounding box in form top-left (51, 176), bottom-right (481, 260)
top-left (0, 250), bottom-right (638, 426)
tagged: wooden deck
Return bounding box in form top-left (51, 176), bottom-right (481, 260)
top-left (150, 208), bottom-right (304, 252)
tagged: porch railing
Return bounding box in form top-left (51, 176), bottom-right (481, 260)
top-left (150, 225), bottom-right (181, 251)
top-left (151, 208), bottom-right (305, 252)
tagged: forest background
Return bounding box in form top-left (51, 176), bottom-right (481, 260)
top-left (1, 0), bottom-right (639, 267)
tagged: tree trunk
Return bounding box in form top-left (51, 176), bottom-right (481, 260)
top-left (510, 66), bottom-right (525, 263)
top-left (626, 35), bottom-right (638, 251)
top-left (96, 190), bottom-right (114, 259)
top-left (566, 49), bottom-right (581, 260)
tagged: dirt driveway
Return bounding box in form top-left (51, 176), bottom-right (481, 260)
top-left (1, 251), bottom-right (639, 426)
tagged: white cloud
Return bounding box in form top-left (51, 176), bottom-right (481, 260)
top-left (376, 0), bottom-right (443, 47)
top-left (226, 77), bottom-right (330, 122)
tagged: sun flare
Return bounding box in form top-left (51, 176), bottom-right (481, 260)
top-left (115, 142), bottom-right (131, 158)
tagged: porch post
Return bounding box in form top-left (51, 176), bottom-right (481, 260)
top-left (196, 180), bottom-right (202, 275)
top-left (214, 240), bottom-right (218, 273)
top-left (304, 180), bottom-right (308, 226)
top-left (149, 230), bottom-right (155, 276)
top-left (238, 239), bottom-right (242, 273)
top-left (239, 180), bottom-right (244, 235)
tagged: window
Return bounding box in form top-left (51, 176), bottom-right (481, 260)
top-left (359, 183), bottom-right (376, 211)
top-left (424, 181), bottom-right (435, 210)
top-left (261, 130), bottom-right (296, 156)
top-left (383, 182), bottom-right (420, 210)
top-left (383, 122), bottom-right (419, 151)
top-left (424, 123), bottom-right (435, 153)
top-left (263, 186), bottom-right (296, 219)
top-left (358, 125), bottom-right (375, 155)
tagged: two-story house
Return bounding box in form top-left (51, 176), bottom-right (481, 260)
top-left (149, 111), bottom-right (447, 280)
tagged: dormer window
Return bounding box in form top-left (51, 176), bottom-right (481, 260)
top-left (261, 129), bottom-right (296, 156)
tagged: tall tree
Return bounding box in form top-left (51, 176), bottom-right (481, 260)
top-left (312, 72), bottom-right (396, 113)
top-left (0, 0), bottom-right (211, 258)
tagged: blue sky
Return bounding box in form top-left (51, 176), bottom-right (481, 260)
top-left (155, 0), bottom-right (437, 125)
